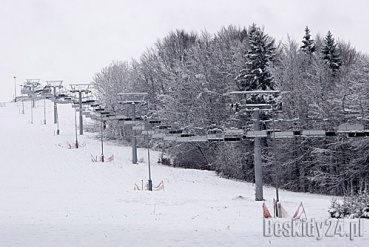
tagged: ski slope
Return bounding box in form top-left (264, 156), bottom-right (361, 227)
top-left (0, 100), bottom-right (367, 247)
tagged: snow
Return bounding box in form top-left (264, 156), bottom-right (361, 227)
top-left (0, 100), bottom-right (368, 246)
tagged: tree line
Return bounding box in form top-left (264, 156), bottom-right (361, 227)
top-left (92, 24), bottom-right (369, 196)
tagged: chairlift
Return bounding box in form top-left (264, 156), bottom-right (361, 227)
top-left (81, 99), bottom-right (96, 105)
top-left (43, 93), bottom-right (54, 99)
top-left (223, 129), bottom-right (243, 142)
top-left (102, 114), bottom-right (116, 121)
top-left (118, 92), bottom-right (148, 105)
top-left (33, 87), bottom-right (46, 94)
top-left (225, 90), bottom-right (280, 96)
top-left (94, 107), bottom-right (105, 112)
top-left (293, 130), bottom-right (301, 136)
top-left (82, 111), bottom-right (91, 116)
top-left (152, 133), bottom-right (165, 139)
top-left (301, 130), bottom-right (326, 137)
top-left (224, 129), bottom-right (244, 135)
top-left (325, 131), bottom-right (336, 137)
top-left (163, 135), bottom-right (177, 141)
top-left (124, 120), bottom-right (142, 125)
top-left (56, 93), bottom-right (68, 98)
top-left (224, 136), bottom-right (242, 142)
top-left (207, 128), bottom-right (223, 141)
top-left (245, 104), bottom-right (273, 111)
top-left (21, 86), bottom-right (32, 94)
top-left (337, 124), bottom-right (364, 133)
top-left (246, 130), bottom-right (268, 138)
top-left (100, 111), bottom-right (111, 115)
top-left (114, 115), bottom-right (130, 121)
top-left (132, 125), bottom-right (145, 131)
top-left (176, 135), bottom-right (208, 142)
top-left (142, 130), bottom-right (155, 135)
top-left (180, 133), bottom-right (194, 138)
top-left (271, 131), bottom-right (295, 139)
top-left (348, 131), bottom-right (369, 137)
top-left (149, 120), bottom-right (162, 124)
top-left (70, 84), bottom-right (90, 93)
top-left (158, 125), bottom-right (172, 130)
top-left (42, 87), bottom-right (52, 94)
top-left (118, 117), bottom-right (132, 121)
top-left (168, 129), bottom-right (182, 134)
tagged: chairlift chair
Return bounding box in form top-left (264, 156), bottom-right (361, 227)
top-left (168, 129), bottom-right (182, 134)
top-left (223, 129), bottom-right (243, 142)
top-left (176, 135), bottom-right (208, 142)
top-left (207, 128), bottom-right (224, 141)
top-left (149, 119), bottom-right (162, 124)
top-left (271, 131), bottom-right (295, 139)
top-left (158, 125), bottom-right (172, 130)
top-left (118, 92), bottom-right (148, 105)
top-left (301, 130), bottom-right (326, 137)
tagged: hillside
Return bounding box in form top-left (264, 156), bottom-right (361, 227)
top-left (0, 100), bottom-right (367, 246)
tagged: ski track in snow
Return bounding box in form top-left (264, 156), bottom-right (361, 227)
top-left (0, 101), bottom-right (368, 247)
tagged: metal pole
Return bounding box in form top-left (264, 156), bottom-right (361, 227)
top-left (20, 85), bottom-right (24, 114)
top-left (30, 95), bottom-right (34, 124)
top-left (272, 106), bottom-right (279, 217)
top-left (43, 97), bottom-right (46, 124)
top-left (21, 94), bottom-right (24, 114)
top-left (254, 108), bottom-right (263, 201)
top-left (55, 92), bottom-right (59, 135)
top-left (148, 144), bottom-right (152, 191)
top-left (13, 76), bottom-right (17, 102)
top-left (79, 91), bottom-right (83, 135)
top-left (147, 118), bottom-right (152, 191)
top-left (75, 109), bottom-right (79, 148)
top-left (101, 113), bottom-right (104, 162)
top-left (31, 84), bottom-right (35, 108)
top-left (53, 87), bottom-right (57, 124)
top-left (273, 109), bottom-right (279, 202)
top-left (56, 114), bottom-right (60, 135)
top-left (132, 103), bottom-right (137, 164)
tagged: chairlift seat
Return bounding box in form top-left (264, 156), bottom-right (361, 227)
top-left (246, 130), bottom-right (267, 138)
top-left (302, 130), bottom-right (326, 137)
top-left (337, 124), bottom-right (364, 132)
top-left (224, 136), bottom-right (242, 142)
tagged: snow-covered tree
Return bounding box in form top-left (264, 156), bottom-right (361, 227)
top-left (90, 25), bottom-right (369, 197)
top-left (236, 24), bottom-right (276, 94)
top-left (300, 26), bottom-right (316, 55)
top-left (321, 31), bottom-right (342, 73)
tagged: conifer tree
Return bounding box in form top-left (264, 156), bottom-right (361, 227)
top-left (300, 26), bottom-right (316, 54)
top-left (321, 31), bottom-right (342, 72)
top-left (236, 24), bottom-right (276, 92)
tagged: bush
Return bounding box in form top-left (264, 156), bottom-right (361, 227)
top-left (329, 193), bottom-right (369, 219)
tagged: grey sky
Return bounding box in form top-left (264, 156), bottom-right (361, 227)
top-left (1, 0), bottom-right (368, 101)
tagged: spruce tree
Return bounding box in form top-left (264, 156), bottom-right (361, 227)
top-left (321, 31), bottom-right (342, 72)
top-left (236, 23), bottom-right (276, 103)
top-left (300, 26), bottom-right (316, 54)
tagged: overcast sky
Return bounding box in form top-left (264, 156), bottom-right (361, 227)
top-left (1, 0), bottom-right (368, 101)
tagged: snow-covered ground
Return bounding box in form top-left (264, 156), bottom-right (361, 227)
top-left (0, 100), bottom-right (368, 247)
